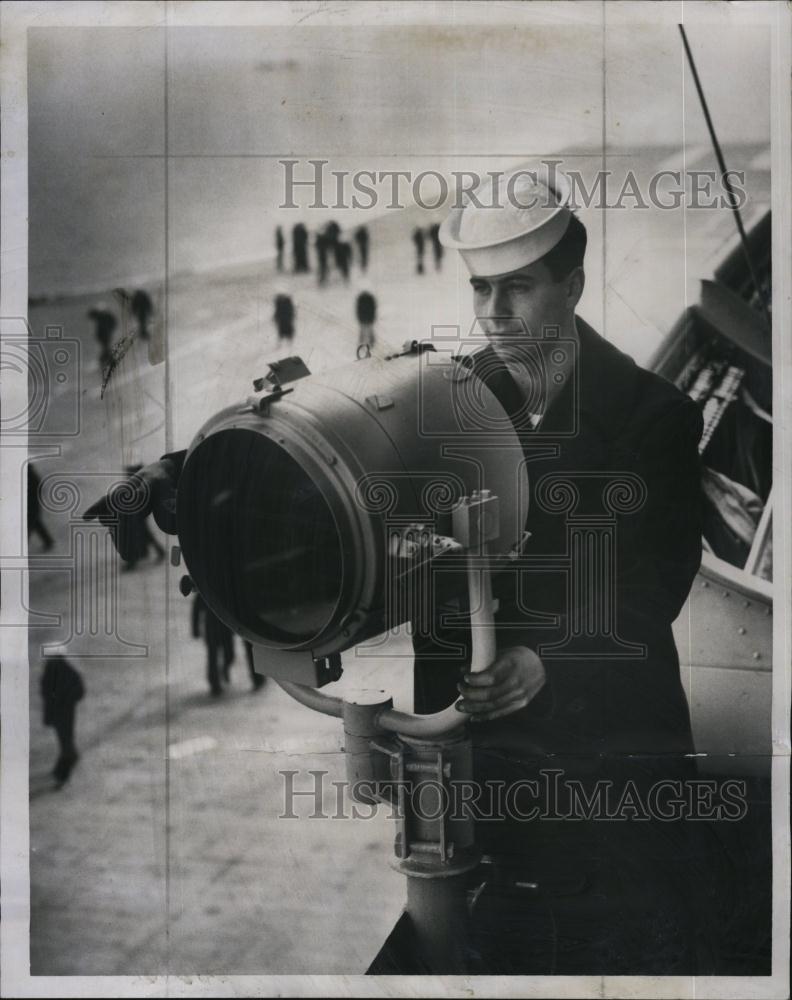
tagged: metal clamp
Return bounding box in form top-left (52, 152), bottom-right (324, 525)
top-left (244, 356), bottom-right (311, 414)
top-left (384, 340), bottom-right (437, 360)
top-left (253, 355), bottom-right (311, 391)
top-left (368, 737), bottom-right (479, 877)
top-left (452, 490), bottom-right (500, 550)
top-left (389, 523), bottom-right (463, 562)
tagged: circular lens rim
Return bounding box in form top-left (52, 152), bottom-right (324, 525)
top-left (178, 423), bottom-right (362, 652)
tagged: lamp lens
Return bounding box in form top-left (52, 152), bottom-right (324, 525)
top-left (179, 429), bottom-right (344, 644)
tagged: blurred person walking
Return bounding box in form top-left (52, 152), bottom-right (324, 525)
top-left (273, 294), bottom-right (296, 343)
top-left (130, 289), bottom-right (154, 341)
top-left (87, 303), bottom-right (117, 368)
top-left (323, 220), bottom-right (341, 247)
top-left (120, 464), bottom-right (166, 571)
top-left (245, 642), bottom-right (266, 691)
top-left (28, 464), bottom-right (54, 552)
top-left (354, 226), bottom-right (370, 271)
top-left (335, 240), bottom-right (352, 282)
top-left (275, 225), bottom-right (285, 272)
top-left (315, 231), bottom-right (329, 285)
top-left (41, 649), bottom-right (84, 787)
top-left (356, 291), bottom-right (377, 355)
top-left (292, 223), bottom-right (310, 273)
top-left (192, 593), bottom-right (235, 697)
top-left (428, 223), bottom-right (444, 271)
top-left (412, 227), bottom-right (426, 275)
top-left (192, 594), bottom-right (264, 695)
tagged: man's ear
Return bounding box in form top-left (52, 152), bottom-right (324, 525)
top-left (566, 266), bottom-right (585, 308)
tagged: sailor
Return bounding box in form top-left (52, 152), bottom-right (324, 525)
top-left (87, 302), bottom-right (117, 369)
top-left (355, 290), bottom-right (377, 354)
top-left (291, 223), bottom-right (310, 274)
top-left (40, 646), bottom-right (85, 787)
top-left (427, 222), bottom-right (443, 271)
top-left (412, 226), bottom-right (426, 274)
top-left (411, 164), bottom-right (714, 973)
top-left (315, 230), bottom-right (329, 285)
top-left (273, 293), bottom-right (296, 342)
top-left (354, 225), bottom-right (370, 271)
top-left (130, 289), bottom-right (154, 341)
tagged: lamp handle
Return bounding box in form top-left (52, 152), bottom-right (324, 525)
top-left (278, 548), bottom-right (497, 739)
top-left (378, 546), bottom-right (495, 737)
top-left (467, 543), bottom-right (496, 674)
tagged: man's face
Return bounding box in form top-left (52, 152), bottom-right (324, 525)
top-left (469, 258), bottom-right (578, 366)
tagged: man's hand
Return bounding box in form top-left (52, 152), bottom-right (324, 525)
top-left (83, 455), bottom-right (182, 561)
top-left (456, 646), bottom-right (546, 721)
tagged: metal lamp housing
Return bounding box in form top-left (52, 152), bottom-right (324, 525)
top-left (176, 348), bottom-right (529, 665)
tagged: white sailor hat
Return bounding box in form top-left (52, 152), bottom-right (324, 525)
top-left (439, 163), bottom-right (573, 277)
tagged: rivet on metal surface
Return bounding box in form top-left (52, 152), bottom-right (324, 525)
top-left (723, 590), bottom-right (730, 598)
top-left (701, 581), bottom-right (709, 588)
top-left (752, 651), bottom-right (761, 660)
top-left (738, 627), bottom-right (746, 635)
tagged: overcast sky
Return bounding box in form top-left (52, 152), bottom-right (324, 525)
top-left (28, 22), bottom-right (771, 296)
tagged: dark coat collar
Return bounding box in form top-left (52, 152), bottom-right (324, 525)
top-left (463, 316), bottom-right (641, 446)
top-left (553, 316), bottom-right (640, 441)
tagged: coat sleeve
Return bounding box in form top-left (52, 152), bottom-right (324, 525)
top-left (611, 395), bottom-right (704, 634)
